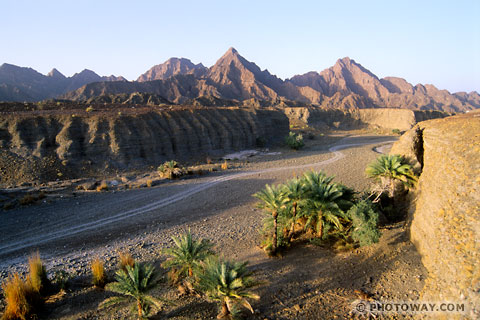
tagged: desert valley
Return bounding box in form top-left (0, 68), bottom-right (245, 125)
top-left (0, 47), bottom-right (478, 320)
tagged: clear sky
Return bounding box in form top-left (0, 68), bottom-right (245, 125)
top-left (2, 0), bottom-right (479, 93)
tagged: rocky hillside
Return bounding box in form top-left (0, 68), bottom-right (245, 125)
top-left (0, 106), bottom-right (289, 185)
top-left (284, 107), bottom-right (448, 131)
top-left (63, 48), bottom-right (479, 112)
top-left (390, 113), bottom-right (480, 318)
top-left (0, 63), bottom-right (126, 102)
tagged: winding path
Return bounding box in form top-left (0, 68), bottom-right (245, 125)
top-left (0, 136), bottom-right (395, 269)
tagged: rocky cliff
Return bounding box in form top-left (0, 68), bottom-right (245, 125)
top-left (283, 107), bottom-right (448, 131)
top-left (0, 107), bottom-right (289, 185)
top-left (390, 113), bottom-right (480, 318)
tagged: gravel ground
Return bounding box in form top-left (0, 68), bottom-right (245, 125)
top-left (0, 133), bottom-right (428, 319)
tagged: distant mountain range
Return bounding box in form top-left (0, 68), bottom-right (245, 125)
top-left (1, 48), bottom-right (479, 112)
top-left (0, 64), bottom-right (125, 102)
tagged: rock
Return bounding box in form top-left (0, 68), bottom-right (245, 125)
top-left (391, 112), bottom-right (480, 317)
top-left (77, 180), bottom-right (98, 191)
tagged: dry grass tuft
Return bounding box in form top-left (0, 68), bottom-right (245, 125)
top-left (96, 182), bottom-right (108, 192)
top-left (91, 258), bottom-right (106, 288)
top-left (118, 251), bottom-right (135, 272)
top-left (27, 252), bottom-right (49, 294)
top-left (1, 274), bottom-right (31, 320)
top-left (221, 160), bottom-right (228, 170)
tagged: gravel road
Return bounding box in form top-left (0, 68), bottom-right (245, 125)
top-left (0, 135), bottom-right (395, 278)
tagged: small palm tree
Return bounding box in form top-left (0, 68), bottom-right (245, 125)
top-left (301, 171), bottom-right (350, 239)
top-left (99, 262), bottom-right (163, 319)
top-left (281, 178), bottom-right (306, 241)
top-left (197, 258), bottom-right (260, 320)
top-left (253, 184), bottom-right (288, 255)
top-left (162, 230), bottom-right (213, 294)
top-left (366, 154), bottom-right (417, 201)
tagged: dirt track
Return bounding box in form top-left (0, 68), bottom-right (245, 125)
top-left (0, 135), bottom-right (395, 273)
top-left (0, 134), bottom-right (430, 319)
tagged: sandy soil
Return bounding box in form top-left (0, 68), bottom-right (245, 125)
top-left (0, 132), bottom-right (427, 319)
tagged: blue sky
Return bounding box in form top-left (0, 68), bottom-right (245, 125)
top-left (2, 0), bottom-right (479, 93)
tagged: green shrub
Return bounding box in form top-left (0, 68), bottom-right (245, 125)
top-left (347, 200), bottom-right (381, 247)
top-left (285, 132), bottom-right (304, 150)
top-left (52, 270), bottom-right (70, 291)
top-left (157, 160), bottom-right (185, 179)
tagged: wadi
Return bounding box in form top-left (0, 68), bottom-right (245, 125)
top-left (0, 48), bottom-right (478, 320)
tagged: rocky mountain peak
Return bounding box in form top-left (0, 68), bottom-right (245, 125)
top-left (137, 57), bottom-right (205, 82)
top-left (47, 68), bottom-right (66, 79)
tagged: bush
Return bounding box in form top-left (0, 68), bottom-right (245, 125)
top-left (285, 132), bottom-right (304, 150)
top-left (52, 270), bottom-right (70, 291)
top-left (347, 200), bottom-right (381, 247)
top-left (157, 160), bottom-right (185, 179)
top-left (91, 258), bottom-right (106, 288)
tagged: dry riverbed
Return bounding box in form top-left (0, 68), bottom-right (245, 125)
top-left (0, 131), bottom-right (427, 319)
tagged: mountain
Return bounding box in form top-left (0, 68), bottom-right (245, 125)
top-left (0, 63), bottom-right (125, 102)
top-left (289, 57), bottom-right (479, 111)
top-left (3, 49), bottom-right (479, 112)
top-left (137, 58), bottom-right (206, 81)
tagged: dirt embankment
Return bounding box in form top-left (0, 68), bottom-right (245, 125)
top-left (284, 107), bottom-right (448, 131)
top-left (391, 113), bottom-right (480, 318)
top-left (0, 107), bottom-right (289, 185)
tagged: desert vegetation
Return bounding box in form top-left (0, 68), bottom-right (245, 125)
top-left (1, 147), bottom-right (421, 319)
top-left (254, 170), bottom-right (382, 256)
top-left (285, 131), bottom-right (305, 150)
top-left (99, 262), bottom-right (164, 319)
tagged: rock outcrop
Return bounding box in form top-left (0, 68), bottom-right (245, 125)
top-left (283, 107), bottom-right (448, 131)
top-left (0, 107), bottom-right (289, 185)
top-left (390, 113), bottom-right (480, 318)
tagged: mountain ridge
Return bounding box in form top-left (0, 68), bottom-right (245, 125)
top-left (0, 63), bottom-right (126, 102)
top-left (2, 49), bottom-right (479, 112)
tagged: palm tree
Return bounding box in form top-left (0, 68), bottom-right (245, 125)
top-left (281, 178), bottom-right (305, 241)
top-left (253, 184), bottom-right (288, 255)
top-left (162, 230), bottom-right (213, 294)
top-left (197, 258), bottom-right (260, 320)
top-left (365, 154), bottom-right (417, 201)
top-left (99, 262), bottom-right (164, 319)
top-left (301, 171), bottom-right (350, 239)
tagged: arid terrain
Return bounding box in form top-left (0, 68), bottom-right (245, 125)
top-left (0, 132), bottom-right (429, 319)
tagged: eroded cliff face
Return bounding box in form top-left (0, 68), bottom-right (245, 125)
top-left (391, 113), bottom-right (480, 318)
top-left (284, 107), bottom-right (448, 131)
top-left (0, 107), bottom-right (289, 184)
